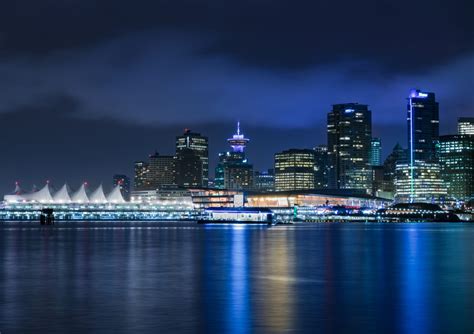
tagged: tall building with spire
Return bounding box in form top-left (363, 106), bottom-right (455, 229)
top-left (215, 122), bottom-right (253, 190)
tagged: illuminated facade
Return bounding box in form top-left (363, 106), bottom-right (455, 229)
top-left (407, 89), bottom-right (439, 163)
top-left (395, 162), bottom-right (446, 203)
top-left (314, 145), bottom-right (328, 188)
top-left (148, 152), bottom-right (176, 189)
top-left (253, 169), bottom-right (275, 192)
top-left (327, 103), bottom-right (372, 193)
top-left (274, 149), bottom-right (315, 191)
top-left (404, 89), bottom-right (440, 202)
top-left (175, 148), bottom-right (202, 188)
top-left (369, 137), bottom-right (382, 166)
top-left (176, 129), bottom-right (209, 187)
top-left (458, 117), bottom-right (474, 135)
top-left (134, 161), bottom-right (149, 190)
top-left (382, 143), bottom-right (407, 195)
top-left (439, 135), bottom-right (474, 201)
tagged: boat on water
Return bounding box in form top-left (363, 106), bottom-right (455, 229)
top-left (197, 207), bottom-right (274, 225)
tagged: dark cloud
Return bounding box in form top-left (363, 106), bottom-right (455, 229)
top-left (0, 0), bottom-right (472, 192)
top-left (0, 0), bottom-right (472, 71)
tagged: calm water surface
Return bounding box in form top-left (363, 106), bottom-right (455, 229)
top-left (1, 222), bottom-right (473, 333)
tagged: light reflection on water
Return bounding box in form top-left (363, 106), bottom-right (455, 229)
top-left (1, 221), bottom-right (474, 333)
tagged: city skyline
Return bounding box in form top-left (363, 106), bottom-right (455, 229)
top-left (0, 1), bottom-right (472, 196)
top-left (1, 91), bottom-right (469, 196)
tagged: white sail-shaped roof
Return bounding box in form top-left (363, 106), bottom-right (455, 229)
top-left (106, 185), bottom-right (126, 203)
top-left (89, 184), bottom-right (108, 203)
top-left (12, 182), bottom-right (23, 195)
top-left (21, 183), bottom-right (54, 203)
top-left (71, 184), bottom-right (89, 203)
top-left (53, 184), bottom-right (72, 203)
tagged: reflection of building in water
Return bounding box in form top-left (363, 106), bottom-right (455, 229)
top-left (257, 231), bottom-right (295, 332)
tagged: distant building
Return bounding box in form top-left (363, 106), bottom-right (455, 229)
top-left (214, 152), bottom-right (228, 189)
top-left (274, 149), bottom-right (315, 191)
top-left (369, 137), bottom-right (382, 166)
top-left (371, 166), bottom-right (384, 197)
top-left (314, 145), bottom-right (328, 188)
top-left (458, 117), bottom-right (474, 135)
top-left (148, 152), bottom-right (175, 189)
top-left (327, 103), bottom-right (372, 193)
top-left (176, 129), bottom-right (209, 187)
top-left (224, 162), bottom-right (253, 191)
top-left (215, 123), bottom-right (253, 191)
top-left (113, 174), bottom-right (131, 201)
top-left (439, 135), bottom-right (474, 201)
top-left (134, 161), bottom-right (149, 191)
top-left (175, 148), bottom-right (203, 188)
top-left (382, 143), bottom-right (407, 196)
top-left (254, 169), bottom-right (275, 192)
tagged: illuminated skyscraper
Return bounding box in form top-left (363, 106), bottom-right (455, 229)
top-left (175, 148), bottom-right (203, 188)
top-left (407, 89), bottom-right (439, 164)
top-left (439, 134), bottom-right (474, 201)
top-left (404, 89), bottom-right (440, 202)
top-left (274, 149), bottom-right (315, 191)
top-left (458, 117), bottom-right (474, 135)
top-left (176, 129), bottom-right (209, 187)
top-left (327, 103), bottom-right (372, 193)
top-left (369, 137), bottom-right (382, 166)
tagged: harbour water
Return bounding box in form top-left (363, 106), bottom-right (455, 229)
top-left (1, 221), bottom-right (473, 333)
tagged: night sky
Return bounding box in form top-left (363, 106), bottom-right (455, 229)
top-left (0, 0), bottom-right (473, 194)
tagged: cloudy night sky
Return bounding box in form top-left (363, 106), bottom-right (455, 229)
top-left (0, 0), bottom-right (473, 194)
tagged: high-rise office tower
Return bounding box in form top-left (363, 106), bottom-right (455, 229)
top-left (148, 152), bottom-right (175, 189)
top-left (253, 169), bottom-right (275, 192)
top-left (382, 143), bottom-right (407, 195)
top-left (134, 161), bottom-right (149, 190)
top-left (407, 89), bottom-right (439, 163)
top-left (313, 145), bottom-right (328, 188)
top-left (369, 138), bottom-right (382, 166)
top-left (439, 134), bottom-right (474, 201)
top-left (327, 103), bottom-right (372, 193)
top-left (274, 149), bottom-right (315, 191)
top-left (458, 117), bottom-right (474, 135)
top-left (176, 129), bottom-right (209, 187)
top-left (175, 148), bottom-right (203, 188)
top-left (403, 89), bottom-right (441, 202)
top-left (214, 123), bottom-right (253, 191)
top-left (113, 174), bottom-right (130, 201)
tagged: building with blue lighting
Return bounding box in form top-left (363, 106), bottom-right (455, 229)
top-left (399, 89), bottom-right (442, 202)
top-left (369, 137), bottom-right (382, 166)
top-left (214, 123), bottom-right (253, 191)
